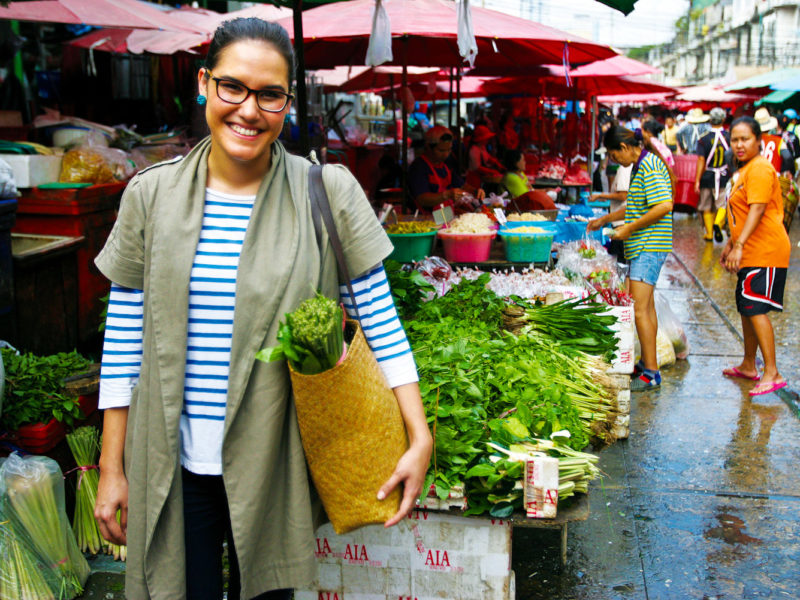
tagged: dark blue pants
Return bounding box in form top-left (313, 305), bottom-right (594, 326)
top-left (181, 468), bottom-right (293, 600)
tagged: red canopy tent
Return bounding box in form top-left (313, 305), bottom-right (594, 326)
top-left (274, 0), bottom-right (617, 70)
top-left (0, 0), bottom-right (203, 31)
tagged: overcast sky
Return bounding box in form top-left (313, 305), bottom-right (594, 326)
top-left (481, 0), bottom-right (691, 50)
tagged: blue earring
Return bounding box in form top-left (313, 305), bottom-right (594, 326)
top-left (196, 94), bottom-right (207, 106)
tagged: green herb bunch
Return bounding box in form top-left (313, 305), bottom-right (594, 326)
top-left (384, 259), bottom-right (434, 321)
top-left (256, 292), bottom-right (345, 375)
top-left (1, 349), bottom-right (93, 431)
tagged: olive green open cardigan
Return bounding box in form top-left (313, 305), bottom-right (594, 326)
top-left (96, 138), bottom-right (393, 599)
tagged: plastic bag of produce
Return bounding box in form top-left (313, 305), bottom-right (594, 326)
top-left (634, 327), bottom-right (676, 368)
top-left (654, 292), bottom-right (690, 359)
top-left (0, 453), bottom-right (90, 598)
top-left (59, 131), bottom-right (135, 184)
top-left (0, 509), bottom-right (65, 600)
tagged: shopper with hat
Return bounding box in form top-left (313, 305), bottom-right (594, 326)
top-left (408, 125), bottom-right (485, 212)
top-left (466, 124), bottom-right (505, 191)
top-left (676, 108), bottom-right (711, 155)
top-left (754, 107), bottom-right (795, 177)
top-left (695, 107), bottom-right (732, 242)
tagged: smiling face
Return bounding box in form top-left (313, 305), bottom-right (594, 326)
top-left (198, 39), bottom-right (292, 179)
top-left (730, 123), bottom-right (760, 164)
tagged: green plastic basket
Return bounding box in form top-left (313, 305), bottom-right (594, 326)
top-left (386, 230), bottom-right (437, 262)
top-left (498, 230), bottom-right (554, 263)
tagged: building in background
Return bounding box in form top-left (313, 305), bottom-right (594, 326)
top-left (649, 0), bottom-right (800, 86)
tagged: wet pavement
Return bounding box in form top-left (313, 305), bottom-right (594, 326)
top-left (80, 214), bottom-right (800, 599)
top-left (514, 213), bottom-right (800, 599)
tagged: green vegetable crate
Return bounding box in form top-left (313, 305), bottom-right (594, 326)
top-left (386, 231), bottom-right (437, 262)
top-left (498, 230), bottom-right (554, 263)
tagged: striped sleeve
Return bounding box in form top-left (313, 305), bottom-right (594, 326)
top-left (340, 264), bottom-right (419, 388)
top-left (642, 155), bottom-right (672, 206)
top-left (98, 284), bottom-right (143, 409)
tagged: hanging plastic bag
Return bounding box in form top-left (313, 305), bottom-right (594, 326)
top-left (654, 292), bottom-right (690, 359)
top-left (365, 0), bottom-right (392, 66)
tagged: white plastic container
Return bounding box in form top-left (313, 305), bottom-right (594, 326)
top-left (0, 154), bottom-right (62, 187)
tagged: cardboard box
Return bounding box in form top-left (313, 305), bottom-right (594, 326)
top-left (0, 154), bottom-right (62, 187)
top-left (296, 510), bottom-right (514, 600)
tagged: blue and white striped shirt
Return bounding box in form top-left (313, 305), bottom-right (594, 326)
top-left (99, 188), bottom-right (417, 474)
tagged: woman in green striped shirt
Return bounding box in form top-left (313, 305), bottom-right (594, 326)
top-left (589, 126), bottom-right (675, 391)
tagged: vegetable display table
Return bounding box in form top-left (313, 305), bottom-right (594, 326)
top-left (12, 183), bottom-right (125, 344)
top-left (505, 493), bottom-right (590, 566)
top-left (294, 496), bottom-right (590, 599)
top-left (7, 233), bottom-right (84, 354)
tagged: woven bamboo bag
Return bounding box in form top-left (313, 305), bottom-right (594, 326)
top-left (295, 164), bottom-right (408, 533)
top-left (289, 319), bottom-right (407, 533)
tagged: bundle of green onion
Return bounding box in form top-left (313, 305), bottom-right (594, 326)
top-left (66, 426), bottom-right (104, 555)
top-left (104, 511), bottom-right (126, 562)
top-left (256, 292), bottom-right (346, 375)
top-left (0, 453), bottom-right (90, 598)
top-left (0, 511), bottom-right (62, 600)
top-left (503, 297), bottom-right (620, 362)
top-left (504, 439), bottom-right (602, 500)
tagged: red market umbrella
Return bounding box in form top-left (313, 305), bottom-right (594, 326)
top-left (0, 0), bottom-right (203, 31)
top-left (336, 66), bottom-right (441, 93)
top-left (69, 26), bottom-right (210, 55)
top-left (275, 0), bottom-right (617, 70)
top-left (570, 54), bottom-right (658, 78)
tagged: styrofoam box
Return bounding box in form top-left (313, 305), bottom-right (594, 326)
top-left (608, 329), bottom-right (635, 374)
top-left (608, 374), bottom-right (631, 391)
top-left (617, 389), bottom-right (631, 414)
top-left (0, 154), bottom-right (62, 187)
top-left (613, 413), bottom-right (630, 439)
top-left (295, 509), bottom-right (514, 600)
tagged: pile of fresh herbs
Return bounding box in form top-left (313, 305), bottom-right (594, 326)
top-left (1, 349), bottom-right (93, 431)
top-left (395, 273), bottom-right (617, 516)
top-left (383, 260), bottom-right (434, 321)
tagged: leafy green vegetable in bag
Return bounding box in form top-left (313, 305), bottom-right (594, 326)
top-left (256, 292), bottom-right (345, 375)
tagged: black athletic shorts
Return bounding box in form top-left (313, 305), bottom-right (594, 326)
top-left (735, 267), bottom-right (787, 316)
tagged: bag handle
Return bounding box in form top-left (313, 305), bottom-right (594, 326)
top-left (308, 164), bottom-right (359, 317)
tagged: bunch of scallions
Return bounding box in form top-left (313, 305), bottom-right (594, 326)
top-left (66, 426), bottom-right (104, 555)
top-left (256, 292), bottom-right (346, 375)
top-left (0, 453), bottom-right (90, 599)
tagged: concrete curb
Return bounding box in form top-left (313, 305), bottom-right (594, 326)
top-left (670, 251), bottom-right (800, 419)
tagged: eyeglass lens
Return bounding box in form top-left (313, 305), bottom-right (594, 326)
top-left (215, 79), bottom-right (291, 112)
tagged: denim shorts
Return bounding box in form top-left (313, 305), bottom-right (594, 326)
top-left (628, 251), bottom-right (668, 286)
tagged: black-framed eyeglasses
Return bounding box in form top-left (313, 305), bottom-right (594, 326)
top-left (206, 70), bottom-right (294, 113)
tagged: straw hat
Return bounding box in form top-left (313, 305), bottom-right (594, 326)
top-left (471, 124), bottom-right (495, 143)
top-left (685, 108), bottom-right (710, 124)
top-left (754, 107), bottom-right (778, 132)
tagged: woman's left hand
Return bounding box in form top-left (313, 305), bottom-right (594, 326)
top-left (379, 437), bottom-right (433, 528)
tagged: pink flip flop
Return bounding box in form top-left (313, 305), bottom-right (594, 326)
top-left (723, 366), bottom-right (761, 381)
top-left (749, 381), bottom-right (788, 397)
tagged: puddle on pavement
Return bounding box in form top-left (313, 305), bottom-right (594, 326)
top-left (704, 508), bottom-right (763, 546)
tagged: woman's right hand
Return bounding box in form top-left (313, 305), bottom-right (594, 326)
top-left (95, 468), bottom-right (129, 545)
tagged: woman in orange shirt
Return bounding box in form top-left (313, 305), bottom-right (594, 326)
top-left (721, 116), bottom-right (792, 396)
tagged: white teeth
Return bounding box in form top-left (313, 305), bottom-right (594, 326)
top-left (231, 124), bottom-right (259, 136)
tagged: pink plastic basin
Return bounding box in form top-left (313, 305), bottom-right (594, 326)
top-left (438, 230), bottom-right (496, 262)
